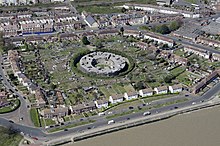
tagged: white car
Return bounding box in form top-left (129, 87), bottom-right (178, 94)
top-left (108, 120), bottom-right (115, 124)
top-left (143, 111), bottom-right (151, 116)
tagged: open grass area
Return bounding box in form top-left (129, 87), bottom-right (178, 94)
top-left (124, 84), bottom-right (135, 93)
top-left (30, 108), bottom-right (41, 127)
top-left (184, 0), bottom-right (197, 4)
top-left (77, 5), bottom-right (121, 14)
top-left (45, 119), bottom-right (56, 126)
top-left (0, 99), bottom-right (20, 114)
top-left (48, 120), bottom-right (95, 133)
top-left (0, 126), bottom-right (23, 146)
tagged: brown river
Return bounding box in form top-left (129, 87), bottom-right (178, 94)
top-left (68, 106), bottom-right (220, 146)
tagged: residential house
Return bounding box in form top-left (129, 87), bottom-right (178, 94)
top-left (123, 4), bottom-right (200, 18)
top-left (0, 98), bottom-right (10, 108)
top-left (27, 83), bottom-right (38, 94)
top-left (124, 92), bottom-right (138, 100)
top-left (168, 84), bottom-right (183, 93)
top-left (154, 86), bottom-right (168, 94)
top-left (143, 32), bottom-right (174, 47)
top-left (84, 15), bottom-right (99, 28)
top-left (42, 107), bottom-right (69, 119)
top-left (196, 37), bottom-right (220, 48)
top-left (59, 33), bottom-right (79, 41)
top-left (212, 53), bottom-right (220, 61)
top-left (94, 99), bottom-right (109, 109)
top-left (0, 22), bottom-right (19, 37)
top-left (192, 70), bottom-right (220, 94)
top-left (56, 91), bottom-right (64, 105)
top-left (35, 89), bottom-right (46, 108)
top-left (156, 0), bottom-right (172, 5)
top-left (97, 29), bottom-right (119, 38)
top-left (183, 44), bottom-right (210, 59)
top-left (124, 29), bottom-right (142, 38)
top-left (148, 14), bottom-right (183, 23)
top-left (109, 94), bottom-right (124, 104)
top-left (72, 102), bottom-right (97, 114)
top-left (139, 88), bottom-right (154, 97)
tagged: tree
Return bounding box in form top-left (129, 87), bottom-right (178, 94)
top-left (169, 21), bottom-right (181, 31)
top-left (153, 24), bottom-right (170, 34)
top-left (50, 83), bottom-right (57, 90)
top-left (82, 36), bottom-right (90, 45)
top-left (94, 39), bottom-right (103, 48)
top-left (121, 7), bottom-right (127, 13)
top-left (164, 75), bottom-right (173, 83)
top-left (135, 81), bottom-right (144, 90)
top-left (120, 27), bottom-right (124, 35)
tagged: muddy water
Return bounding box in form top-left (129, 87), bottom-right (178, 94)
top-left (68, 106), bottom-right (220, 146)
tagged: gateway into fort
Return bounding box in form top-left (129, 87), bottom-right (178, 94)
top-left (79, 51), bottom-right (129, 76)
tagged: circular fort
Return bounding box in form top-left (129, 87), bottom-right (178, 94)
top-left (79, 51), bottom-right (129, 76)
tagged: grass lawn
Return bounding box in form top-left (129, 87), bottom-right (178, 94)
top-left (64, 116), bottom-right (71, 122)
top-left (184, 0), bottom-right (197, 3)
top-left (100, 86), bottom-right (111, 97)
top-left (0, 126), bottom-right (23, 146)
top-left (40, 118), bottom-right (45, 127)
top-left (124, 84), bottom-right (135, 93)
top-left (170, 66), bottom-right (186, 76)
top-left (30, 108), bottom-right (41, 127)
top-left (174, 49), bottom-right (186, 57)
top-left (48, 120), bottom-right (95, 133)
top-left (45, 119), bottom-right (56, 126)
top-left (0, 99), bottom-right (20, 114)
top-left (77, 5), bottom-right (121, 14)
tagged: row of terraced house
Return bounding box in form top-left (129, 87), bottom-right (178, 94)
top-left (8, 50), bottom-right (47, 107)
top-left (0, 14), bottom-right (83, 37)
top-left (95, 84), bottom-right (183, 109)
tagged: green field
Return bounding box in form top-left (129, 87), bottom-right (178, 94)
top-left (30, 108), bottom-right (41, 127)
top-left (0, 99), bottom-right (20, 114)
top-left (0, 126), bottom-right (23, 146)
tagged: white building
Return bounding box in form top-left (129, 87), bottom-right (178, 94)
top-left (168, 84), bottom-right (182, 93)
top-left (109, 94), bottom-right (124, 104)
top-left (124, 92), bottom-right (138, 100)
top-left (84, 15), bottom-right (99, 28)
top-left (94, 99), bottom-right (109, 109)
top-left (123, 4), bottom-right (200, 18)
top-left (154, 86), bottom-right (168, 94)
top-left (139, 88), bottom-right (154, 97)
top-left (143, 32), bottom-right (174, 47)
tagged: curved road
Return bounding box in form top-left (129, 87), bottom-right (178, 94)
top-left (0, 55), bottom-right (32, 126)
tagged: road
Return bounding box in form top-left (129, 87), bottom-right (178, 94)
top-left (0, 80), bottom-right (219, 145)
top-left (0, 55), bottom-right (32, 126)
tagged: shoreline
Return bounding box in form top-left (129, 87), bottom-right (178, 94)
top-left (67, 104), bottom-right (220, 146)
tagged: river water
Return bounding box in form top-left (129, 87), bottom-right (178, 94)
top-left (68, 106), bottom-right (220, 146)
